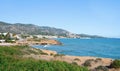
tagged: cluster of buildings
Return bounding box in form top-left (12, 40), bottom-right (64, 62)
top-left (0, 32), bottom-right (20, 43)
top-left (34, 35), bottom-right (58, 38)
top-left (0, 32), bottom-right (61, 43)
top-left (0, 32), bottom-right (79, 43)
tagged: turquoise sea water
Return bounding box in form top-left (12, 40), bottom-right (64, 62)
top-left (33, 38), bottom-right (120, 59)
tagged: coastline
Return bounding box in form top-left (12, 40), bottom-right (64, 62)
top-left (26, 46), bottom-right (113, 70)
top-left (36, 49), bottom-right (120, 71)
top-left (0, 43), bottom-right (119, 71)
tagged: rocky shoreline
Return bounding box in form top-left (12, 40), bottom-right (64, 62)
top-left (0, 39), bottom-right (62, 46)
top-left (0, 42), bottom-right (120, 71)
top-left (22, 45), bottom-right (120, 71)
top-left (16, 39), bottom-right (62, 45)
top-left (23, 47), bottom-right (115, 71)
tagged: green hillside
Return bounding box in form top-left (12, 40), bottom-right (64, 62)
top-left (0, 45), bottom-right (88, 71)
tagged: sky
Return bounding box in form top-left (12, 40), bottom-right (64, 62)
top-left (0, 0), bottom-right (120, 37)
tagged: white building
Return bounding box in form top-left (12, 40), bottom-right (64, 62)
top-left (35, 35), bottom-right (58, 38)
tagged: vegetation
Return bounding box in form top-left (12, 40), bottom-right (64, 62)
top-left (83, 59), bottom-right (94, 67)
top-left (92, 66), bottom-right (109, 71)
top-left (54, 54), bottom-right (65, 57)
top-left (0, 21), bottom-right (69, 36)
top-left (0, 32), bottom-right (16, 43)
top-left (0, 33), bottom-right (4, 39)
top-left (21, 34), bottom-right (30, 38)
top-left (74, 58), bottom-right (81, 61)
top-left (110, 59), bottom-right (120, 68)
top-left (0, 45), bottom-right (88, 71)
top-left (0, 21), bottom-right (104, 38)
top-left (95, 58), bottom-right (102, 63)
top-left (72, 62), bottom-right (78, 65)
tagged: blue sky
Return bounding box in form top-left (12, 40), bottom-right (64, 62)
top-left (0, 0), bottom-right (120, 37)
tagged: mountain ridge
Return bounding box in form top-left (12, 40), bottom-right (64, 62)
top-left (0, 21), bottom-right (104, 38)
top-left (0, 21), bottom-right (71, 36)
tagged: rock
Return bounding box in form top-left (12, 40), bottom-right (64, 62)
top-left (16, 39), bottom-right (62, 45)
top-left (40, 39), bottom-right (62, 45)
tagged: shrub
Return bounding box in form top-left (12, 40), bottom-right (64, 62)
top-left (0, 46), bottom-right (89, 71)
top-left (83, 59), bottom-right (94, 67)
top-left (5, 40), bottom-right (15, 43)
top-left (50, 53), bottom-right (54, 56)
top-left (54, 54), bottom-right (65, 57)
top-left (93, 66), bottom-right (109, 71)
top-left (72, 62), bottom-right (78, 65)
top-left (74, 58), bottom-right (81, 61)
top-left (95, 58), bottom-right (102, 63)
top-left (27, 49), bottom-right (39, 54)
top-left (110, 59), bottom-right (120, 68)
top-left (40, 52), bottom-right (48, 55)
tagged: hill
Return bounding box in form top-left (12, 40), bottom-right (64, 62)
top-left (0, 21), bottom-right (70, 36)
top-left (0, 21), bottom-right (104, 38)
top-left (0, 45), bottom-right (88, 71)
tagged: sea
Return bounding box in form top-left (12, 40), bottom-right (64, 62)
top-left (32, 38), bottom-right (120, 59)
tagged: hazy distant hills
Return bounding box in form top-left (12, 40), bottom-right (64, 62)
top-left (0, 21), bottom-right (70, 36)
top-left (0, 21), bottom-right (104, 38)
